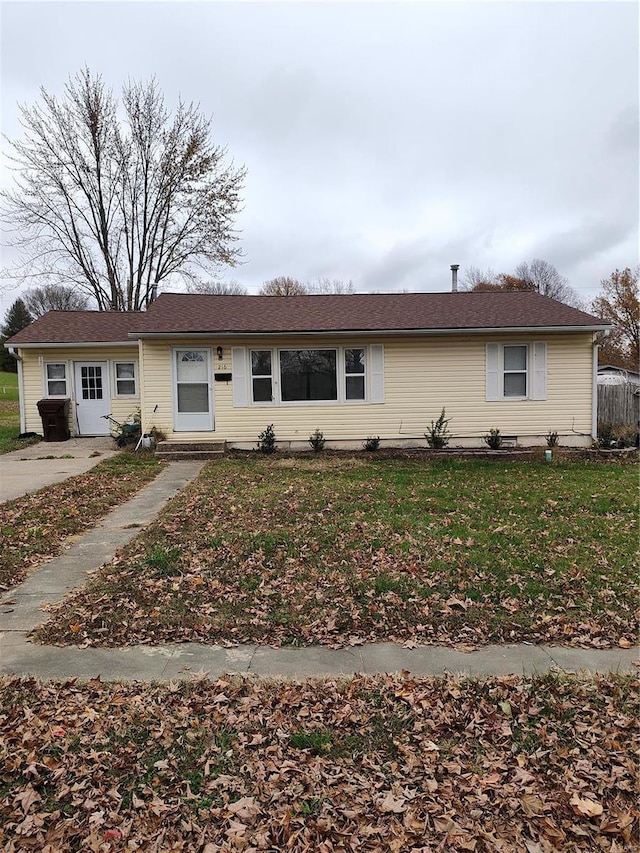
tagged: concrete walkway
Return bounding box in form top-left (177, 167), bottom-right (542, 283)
top-left (2, 636), bottom-right (637, 682)
top-left (1, 459), bottom-right (638, 682)
top-left (0, 436), bottom-right (117, 502)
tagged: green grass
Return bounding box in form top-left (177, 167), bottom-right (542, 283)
top-left (35, 455), bottom-right (639, 648)
top-left (0, 370), bottom-right (19, 402)
top-left (0, 370), bottom-right (41, 454)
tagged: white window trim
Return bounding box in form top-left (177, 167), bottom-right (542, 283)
top-left (344, 347), bottom-right (367, 404)
top-left (249, 349), bottom-right (275, 406)
top-left (113, 360), bottom-right (139, 398)
top-left (486, 342), bottom-right (547, 402)
top-left (248, 346), bottom-right (371, 406)
top-left (502, 343), bottom-right (528, 400)
top-left (44, 361), bottom-right (69, 398)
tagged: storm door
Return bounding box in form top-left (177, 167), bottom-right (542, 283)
top-left (173, 348), bottom-right (214, 431)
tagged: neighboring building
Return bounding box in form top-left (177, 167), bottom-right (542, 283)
top-left (5, 290), bottom-right (610, 448)
top-left (597, 365), bottom-right (640, 386)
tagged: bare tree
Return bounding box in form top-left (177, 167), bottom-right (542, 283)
top-left (186, 279), bottom-right (248, 295)
top-left (514, 259), bottom-right (582, 306)
top-left (307, 277), bottom-right (355, 295)
top-left (461, 271), bottom-right (531, 293)
top-left (1, 69), bottom-right (245, 311)
top-left (462, 259), bottom-right (583, 307)
top-left (259, 276), bottom-right (308, 296)
top-left (460, 266), bottom-right (498, 291)
top-left (23, 284), bottom-right (90, 317)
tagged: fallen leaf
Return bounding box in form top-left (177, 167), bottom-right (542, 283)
top-left (379, 792), bottom-right (407, 813)
top-left (228, 796), bottom-right (261, 824)
top-left (569, 792), bottom-right (603, 818)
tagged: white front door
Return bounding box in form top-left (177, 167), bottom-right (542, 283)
top-left (173, 348), bottom-right (214, 431)
top-left (74, 362), bottom-right (110, 435)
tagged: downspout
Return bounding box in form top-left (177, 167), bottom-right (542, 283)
top-left (138, 337), bottom-right (146, 435)
top-left (8, 346), bottom-right (26, 434)
top-left (592, 340), bottom-right (598, 441)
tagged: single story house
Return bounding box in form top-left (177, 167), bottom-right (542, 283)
top-left (5, 290), bottom-right (611, 448)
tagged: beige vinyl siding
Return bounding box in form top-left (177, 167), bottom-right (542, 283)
top-left (139, 333), bottom-right (595, 447)
top-left (18, 346), bottom-right (140, 435)
top-left (138, 341), bottom-right (174, 436)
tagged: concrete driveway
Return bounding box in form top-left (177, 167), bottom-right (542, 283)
top-left (0, 436), bottom-right (118, 503)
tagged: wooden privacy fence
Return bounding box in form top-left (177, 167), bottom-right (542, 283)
top-left (597, 384), bottom-right (640, 426)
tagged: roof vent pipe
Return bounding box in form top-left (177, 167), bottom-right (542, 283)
top-left (450, 264), bottom-right (460, 292)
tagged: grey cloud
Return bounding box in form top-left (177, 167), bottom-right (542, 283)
top-left (0, 0), bottom-right (638, 316)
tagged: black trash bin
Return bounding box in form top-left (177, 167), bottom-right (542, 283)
top-left (37, 398), bottom-right (71, 442)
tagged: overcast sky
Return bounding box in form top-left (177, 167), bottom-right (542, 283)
top-left (1, 0), bottom-right (638, 318)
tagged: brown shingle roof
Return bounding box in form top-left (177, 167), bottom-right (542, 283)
top-left (135, 291), bottom-right (608, 335)
top-left (6, 311), bottom-right (144, 345)
top-left (6, 292), bottom-right (608, 346)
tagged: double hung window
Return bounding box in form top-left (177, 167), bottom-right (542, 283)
top-left (502, 345), bottom-right (527, 398)
top-left (345, 348), bottom-right (365, 400)
top-left (486, 342), bottom-right (547, 402)
top-left (115, 362), bottom-right (137, 396)
top-left (251, 350), bottom-right (273, 402)
top-left (46, 363), bottom-right (67, 396)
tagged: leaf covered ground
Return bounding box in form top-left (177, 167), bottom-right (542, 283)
top-left (34, 457), bottom-right (638, 649)
top-left (0, 672), bottom-right (637, 852)
top-left (1, 452), bottom-right (163, 590)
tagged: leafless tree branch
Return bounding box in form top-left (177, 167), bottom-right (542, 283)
top-left (1, 68), bottom-right (245, 311)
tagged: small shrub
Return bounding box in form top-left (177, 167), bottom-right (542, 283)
top-left (309, 429), bottom-right (325, 452)
top-left (545, 430), bottom-right (559, 448)
top-left (150, 426), bottom-right (167, 443)
top-left (621, 427), bottom-right (640, 448)
top-left (597, 423), bottom-right (616, 448)
top-left (425, 408), bottom-right (451, 449)
top-left (257, 424), bottom-right (277, 454)
top-left (363, 435), bottom-right (381, 452)
top-left (613, 425), bottom-right (639, 448)
top-left (598, 423), bottom-right (639, 449)
top-left (484, 428), bottom-right (502, 450)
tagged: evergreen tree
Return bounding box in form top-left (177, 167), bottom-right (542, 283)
top-left (0, 298), bottom-right (33, 372)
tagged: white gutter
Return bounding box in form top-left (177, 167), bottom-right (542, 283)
top-left (130, 324), bottom-right (612, 340)
top-left (7, 347), bottom-right (26, 434)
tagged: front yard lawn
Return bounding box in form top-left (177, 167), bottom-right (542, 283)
top-left (0, 672), bottom-right (637, 851)
top-left (1, 452), bottom-right (164, 590)
top-left (35, 457), bottom-right (638, 648)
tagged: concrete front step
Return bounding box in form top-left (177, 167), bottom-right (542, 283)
top-left (155, 441), bottom-right (226, 461)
